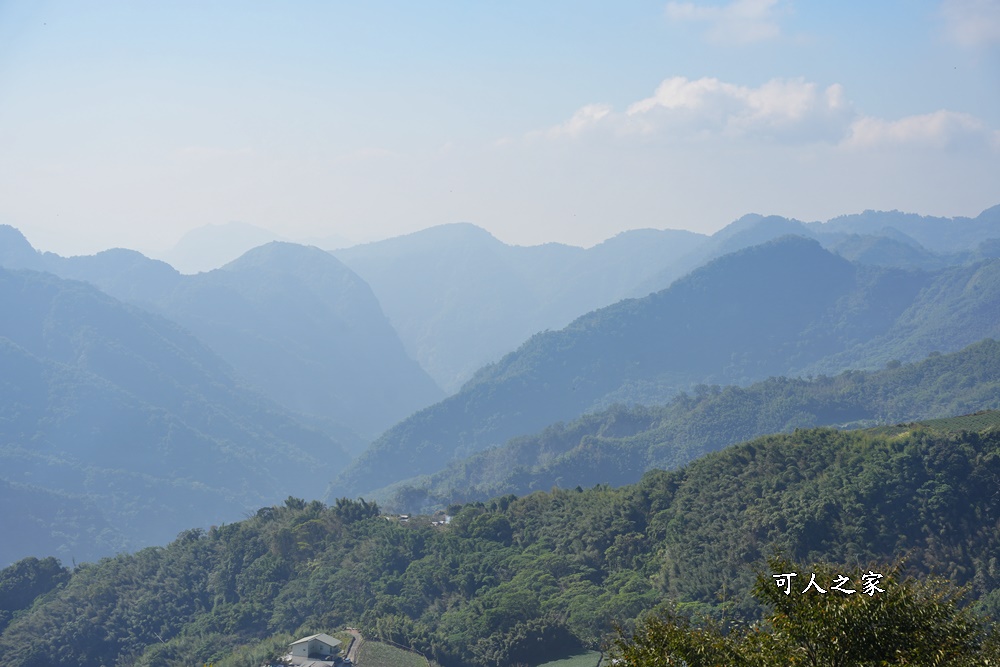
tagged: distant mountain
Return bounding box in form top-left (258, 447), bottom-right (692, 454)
top-left (0, 228), bottom-right (442, 438)
top-left (150, 221), bottom-right (289, 274)
top-left (385, 339), bottom-right (1000, 510)
top-left (334, 236), bottom-right (1000, 499)
top-left (0, 225), bottom-right (46, 271)
top-left (0, 480), bottom-right (124, 568)
top-left (152, 243), bottom-right (443, 436)
top-left (634, 207), bottom-right (998, 295)
top-left (818, 204), bottom-right (1000, 253)
top-left (0, 267), bottom-right (356, 565)
top-left (827, 233), bottom-right (952, 270)
top-left (334, 223), bottom-right (706, 391)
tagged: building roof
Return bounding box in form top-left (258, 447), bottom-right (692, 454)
top-left (289, 633), bottom-right (343, 648)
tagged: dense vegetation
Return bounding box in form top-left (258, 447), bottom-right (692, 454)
top-left (4, 414), bottom-right (1000, 667)
top-left (338, 237), bottom-right (1000, 499)
top-left (386, 339), bottom-right (1000, 511)
top-left (613, 556), bottom-right (1000, 666)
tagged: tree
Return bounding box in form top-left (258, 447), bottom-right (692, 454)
top-left (611, 557), bottom-right (1000, 667)
top-left (333, 497), bottom-right (380, 524)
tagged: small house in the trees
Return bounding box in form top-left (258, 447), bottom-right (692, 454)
top-left (288, 633), bottom-right (342, 660)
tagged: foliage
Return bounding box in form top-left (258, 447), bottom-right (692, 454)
top-left (0, 556), bottom-right (69, 632)
top-left (611, 556), bottom-right (1000, 666)
top-left (335, 497), bottom-right (382, 524)
top-left (3, 419), bottom-right (1000, 667)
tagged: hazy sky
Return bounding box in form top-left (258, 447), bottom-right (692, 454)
top-left (1, 1), bottom-right (998, 256)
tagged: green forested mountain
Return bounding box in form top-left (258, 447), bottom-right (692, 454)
top-left (338, 235), bottom-right (1000, 498)
top-left (333, 222), bottom-right (706, 391)
top-left (384, 339), bottom-right (1000, 510)
top-left (3, 414), bottom-right (1000, 667)
top-left (807, 258), bottom-right (1000, 374)
top-left (0, 267), bottom-right (354, 565)
top-left (0, 228), bottom-right (442, 437)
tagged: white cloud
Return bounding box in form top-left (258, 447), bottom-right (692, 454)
top-left (941, 0), bottom-right (1000, 47)
top-left (540, 76), bottom-right (999, 152)
top-left (545, 104), bottom-right (613, 138)
top-left (627, 77), bottom-right (847, 135)
top-left (568, 76), bottom-right (852, 143)
top-left (665, 0), bottom-right (785, 44)
top-left (845, 110), bottom-right (1000, 150)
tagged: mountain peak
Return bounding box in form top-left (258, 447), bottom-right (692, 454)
top-left (0, 225), bottom-right (45, 270)
top-left (221, 241), bottom-right (357, 280)
top-left (155, 221), bottom-right (288, 274)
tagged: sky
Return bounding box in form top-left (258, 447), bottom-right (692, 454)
top-left (0, 0), bottom-right (998, 256)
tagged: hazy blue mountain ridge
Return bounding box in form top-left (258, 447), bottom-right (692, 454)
top-left (331, 209), bottom-right (994, 395)
top-left (0, 228), bottom-right (442, 438)
top-left (817, 204), bottom-right (1000, 252)
top-left (150, 220), bottom-right (290, 274)
top-left (152, 242), bottom-right (443, 437)
top-left (0, 267), bottom-right (356, 565)
top-left (333, 222), bottom-right (707, 391)
top-left (634, 206), bottom-right (999, 295)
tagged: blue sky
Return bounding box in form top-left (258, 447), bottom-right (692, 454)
top-left (1, 0), bottom-right (998, 255)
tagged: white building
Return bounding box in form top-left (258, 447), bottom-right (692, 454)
top-left (289, 633), bottom-right (343, 660)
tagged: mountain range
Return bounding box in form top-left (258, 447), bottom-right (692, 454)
top-left (0, 227), bottom-right (442, 438)
top-left (333, 223), bottom-right (706, 391)
top-left (335, 235), bottom-right (1000, 499)
top-left (333, 206), bottom-right (1000, 392)
top-left (3, 205), bottom-right (1000, 561)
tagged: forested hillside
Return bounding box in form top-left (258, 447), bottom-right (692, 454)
top-left (3, 415), bottom-right (1000, 667)
top-left (384, 338), bottom-right (1000, 510)
top-left (337, 236), bottom-right (1000, 499)
top-left (0, 267), bottom-right (354, 565)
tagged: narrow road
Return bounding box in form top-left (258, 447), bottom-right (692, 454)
top-left (345, 627), bottom-right (363, 663)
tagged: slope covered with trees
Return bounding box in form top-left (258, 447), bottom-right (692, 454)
top-left (384, 338), bottom-right (1000, 510)
top-left (612, 556), bottom-right (1000, 666)
top-left (3, 414), bottom-right (1000, 666)
top-left (338, 236), bottom-right (1000, 499)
